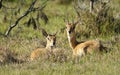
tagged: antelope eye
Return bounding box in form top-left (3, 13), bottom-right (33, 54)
top-left (47, 37), bottom-right (50, 40)
top-left (69, 30), bottom-right (72, 34)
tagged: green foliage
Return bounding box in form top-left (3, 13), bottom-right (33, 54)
top-left (4, 0), bottom-right (16, 2)
top-left (74, 1), bottom-right (120, 38)
top-left (94, 5), bottom-right (116, 35)
top-left (54, 0), bottom-right (73, 5)
top-left (0, 0), bottom-right (120, 75)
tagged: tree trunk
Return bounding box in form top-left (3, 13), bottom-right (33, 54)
top-left (90, 0), bottom-right (94, 13)
top-left (0, 0), bottom-right (3, 9)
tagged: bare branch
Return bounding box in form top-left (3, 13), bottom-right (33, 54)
top-left (5, 0), bottom-right (37, 36)
top-left (4, 0), bottom-right (49, 36)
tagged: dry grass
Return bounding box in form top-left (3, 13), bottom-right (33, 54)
top-left (0, 0), bottom-right (120, 75)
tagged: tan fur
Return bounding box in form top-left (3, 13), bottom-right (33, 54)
top-left (30, 29), bottom-right (56, 61)
top-left (30, 48), bottom-right (47, 60)
top-left (65, 21), bottom-right (101, 59)
top-left (73, 40), bottom-right (100, 57)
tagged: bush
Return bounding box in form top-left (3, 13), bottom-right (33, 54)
top-left (0, 47), bottom-right (20, 64)
top-left (54, 0), bottom-right (73, 5)
top-left (4, 0), bottom-right (16, 2)
top-left (75, 2), bottom-right (120, 37)
top-left (94, 4), bottom-right (120, 35)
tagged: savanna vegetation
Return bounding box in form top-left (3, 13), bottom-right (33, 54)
top-left (0, 0), bottom-right (120, 75)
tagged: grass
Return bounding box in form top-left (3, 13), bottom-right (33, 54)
top-left (0, 0), bottom-right (120, 75)
top-left (0, 49), bottom-right (120, 75)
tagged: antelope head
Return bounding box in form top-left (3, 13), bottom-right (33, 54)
top-left (42, 29), bottom-right (57, 49)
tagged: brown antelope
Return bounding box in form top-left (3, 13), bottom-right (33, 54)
top-left (65, 19), bottom-right (106, 61)
top-left (30, 29), bottom-right (56, 60)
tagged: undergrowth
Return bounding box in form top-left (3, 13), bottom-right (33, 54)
top-left (0, 0), bottom-right (120, 75)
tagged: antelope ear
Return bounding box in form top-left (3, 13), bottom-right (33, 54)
top-left (73, 19), bottom-right (80, 28)
top-left (53, 31), bottom-right (58, 36)
top-left (72, 25), bottom-right (76, 30)
top-left (64, 18), bottom-right (69, 26)
top-left (42, 29), bottom-right (48, 37)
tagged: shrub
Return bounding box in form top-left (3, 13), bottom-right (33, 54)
top-left (0, 47), bottom-right (20, 64)
top-left (54, 0), bottom-right (73, 5)
top-left (75, 1), bottom-right (120, 37)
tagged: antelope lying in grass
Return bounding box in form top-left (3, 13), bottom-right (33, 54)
top-left (65, 19), bottom-right (106, 61)
top-left (30, 29), bottom-right (56, 60)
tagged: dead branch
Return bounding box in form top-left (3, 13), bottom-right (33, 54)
top-left (5, 0), bottom-right (47, 36)
top-left (5, 0), bottom-right (37, 36)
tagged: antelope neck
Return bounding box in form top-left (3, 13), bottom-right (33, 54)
top-left (67, 32), bottom-right (78, 49)
top-left (45, 44), bottom-right (52, 50)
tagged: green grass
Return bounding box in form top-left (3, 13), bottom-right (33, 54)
top-left (0, 0), bottom-right (120, 75)
top-left (0, 49), bottom-right (120, 75)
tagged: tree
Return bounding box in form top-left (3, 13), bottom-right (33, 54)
top-left (0, 0), bottom-right (3, 9)
top-left (4, 0), bottom-right (48, 36)
top-left (89, 0), bottom-right (94, 13)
